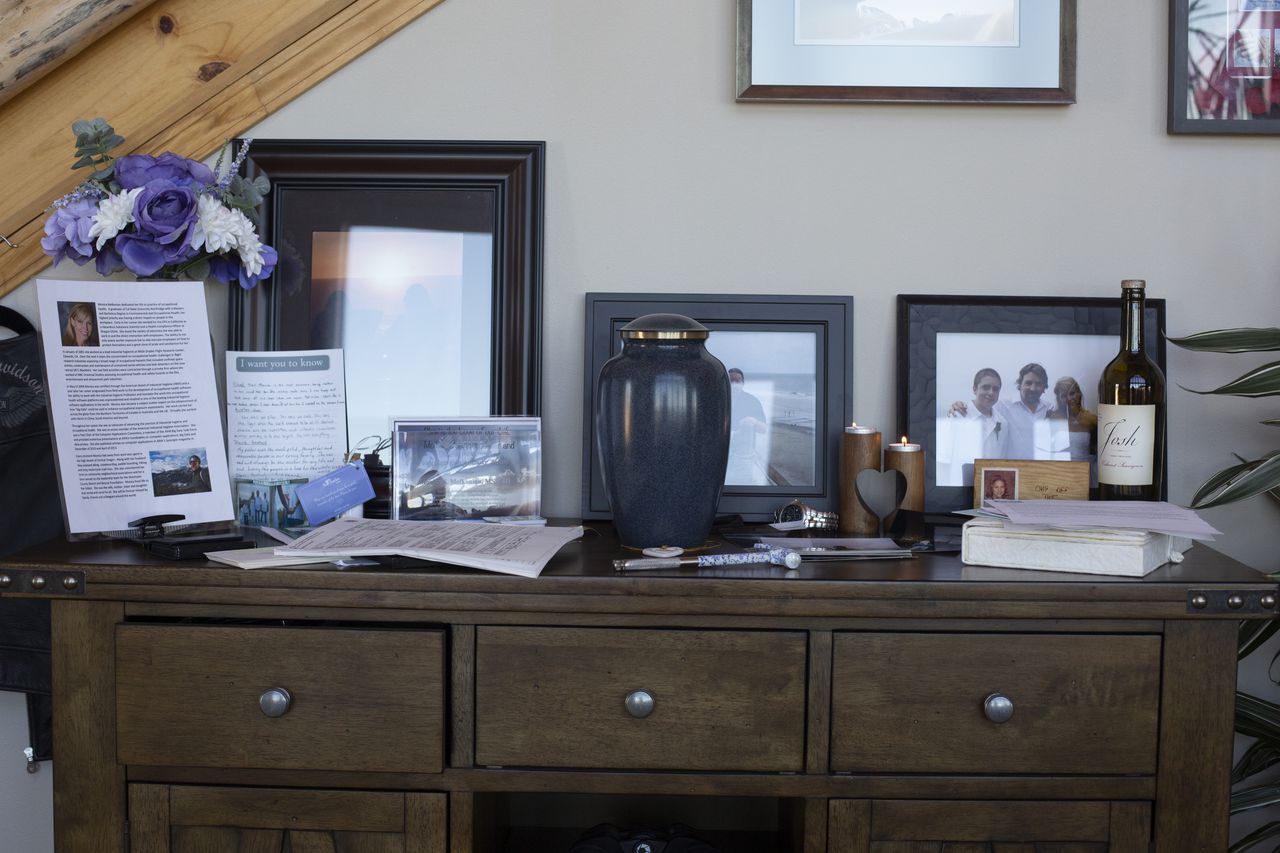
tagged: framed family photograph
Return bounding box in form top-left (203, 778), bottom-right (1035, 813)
top-left (736, 0), bottom-right (1076, 103)
top-left (897, 294), bottom-right (1167, 516)
top-left (230, 140), bottom-right (544, 446)
top-left (583, 293), bottom-right (853, 521)
top-left (1170, 0), bottom-right (1280, 134)
top-left (391, 417), bottom-right (541, 521)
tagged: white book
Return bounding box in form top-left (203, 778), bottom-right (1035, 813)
top-left (961, 518), bottom-right (1192, 577)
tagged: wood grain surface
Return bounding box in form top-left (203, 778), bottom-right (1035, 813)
top-left (475, 626), bottom-right (807, 771)
top-left (116, 624), bottom-right (444, 773)
top-left (831, 633), bottom-right (1160, 774)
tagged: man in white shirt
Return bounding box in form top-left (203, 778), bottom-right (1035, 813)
top-left (994, 363), bottom-right (1066, 460)
top-left (939, 367), bottom-right (1009, 485)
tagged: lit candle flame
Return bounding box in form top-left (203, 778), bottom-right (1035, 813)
top-left (900, 435), bottom-right (908, 444)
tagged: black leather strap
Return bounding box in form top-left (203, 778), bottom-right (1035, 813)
top-left (0, 305), bottom-right (35, 336)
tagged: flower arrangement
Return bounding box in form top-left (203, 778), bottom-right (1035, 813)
top-left (41, 118), bottom-right (276, 288)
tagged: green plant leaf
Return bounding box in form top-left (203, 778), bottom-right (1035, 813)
top-left (1231, 783), bottom-right (1280, 814)
top-left (1183, 361), bottom-right (1280, 397)
top-left (1241, 619), bottom-right (1280, 659)
top-left (1169, 328), bottom-right (1280, 352)
top-left (1228, 819), bottom-right (1280, 853)
top-left (1234, 740), bottom-right (1280, 784)
top-left (1237, 692), bottom-right (1280, 742)
top-left (1192, 452), bottom-right (1280, 508)
top-left (1193, 458), bottom-right (1262, 507)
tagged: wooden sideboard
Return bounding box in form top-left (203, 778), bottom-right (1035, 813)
top-left (2, 525), bottom-right (1276, 853)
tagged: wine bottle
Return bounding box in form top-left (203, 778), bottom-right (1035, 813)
top-left (1097, 279), bottom-right (1165, 500)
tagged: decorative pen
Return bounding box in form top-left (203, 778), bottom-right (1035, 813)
top-left (613, 548), bottom-right (802, 572)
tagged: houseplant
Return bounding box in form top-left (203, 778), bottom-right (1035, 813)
top-left (40, 118), bottom-right (276, 288)
top-left (1170, 326), bottom-right (1280, 853)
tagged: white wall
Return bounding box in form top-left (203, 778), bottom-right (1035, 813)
top-left (2, 1), bottom-right (1278, 849)
top-left (0, 693), bottom-right (53, 852)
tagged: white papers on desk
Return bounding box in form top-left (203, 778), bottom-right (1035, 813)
top-left (970, 499), bottom-right (1221, 541)
top-left (36, 279), bottom-right (233, 534)
top-left (276, 518), bottom-right (584, 578)
top-left (206, 547), bottom-right (335, 570)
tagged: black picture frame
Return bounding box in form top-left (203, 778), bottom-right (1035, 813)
top-left (583, 293), bottom-right (853, 522)
top-left (897, 294), bottom-right (1167, 517)
top-left (736, 0), bottom-right (1077, 104)
top-left (229, 140), bottom-right (544, 429)
top-left (1169, 0), bottom-right (1280, 134)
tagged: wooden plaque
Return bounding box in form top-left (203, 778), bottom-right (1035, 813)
top-left (972, 459), bottom-right (1090, 507)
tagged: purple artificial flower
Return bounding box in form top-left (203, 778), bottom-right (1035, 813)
top-left (115, 152), bottom-right (215, 190)
top-left (208, 244), bottom-right (277, 290)
top-left (113, 232), bottom-right (168, 277)
top-left (134, 179), bottom-right (198, 248)
top-left (94, 244), bottom-right (125, 276)
top-left (40, 198), bottom-right (98, 266)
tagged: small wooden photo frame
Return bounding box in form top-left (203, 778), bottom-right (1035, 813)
top-left (972, 459), bottom-right (1089, 508)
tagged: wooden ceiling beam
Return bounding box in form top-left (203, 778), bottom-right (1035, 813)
top-left (0, 0), bottom-right (158, 107)
top-left (0, 0), bottom-right (447, 298)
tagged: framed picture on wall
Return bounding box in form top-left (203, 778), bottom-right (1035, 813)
top-left (1169, 0), bottom-right (1280, 133)
top-left (897, 294), bottom-right (1167, 516)
top-left (736, 0), bottom-right (1077, 103)
top-left (230, 140), bottom-right (545, 447)
top-left (583, 293), bottom-right (853, 522)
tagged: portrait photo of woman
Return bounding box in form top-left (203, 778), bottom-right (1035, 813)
top-left (58, 302), bottom-right (99, 347)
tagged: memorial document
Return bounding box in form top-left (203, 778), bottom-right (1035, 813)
top-left (36, 279), bottom-right (233, 534)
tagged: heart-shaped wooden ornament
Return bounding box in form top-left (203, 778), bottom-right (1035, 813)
top-left (854, 467), bottom-right (908, 520)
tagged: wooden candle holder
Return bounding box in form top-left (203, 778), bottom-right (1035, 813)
top-left (839, 427), bottom-right (882, 536)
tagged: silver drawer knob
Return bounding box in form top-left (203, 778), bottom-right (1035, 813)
top-left (259, 687), bottom-right (292, 718)
top-left (983, 693), bottom-right (1014, 723)
top-left (624, 689), bottom-right (655, 719)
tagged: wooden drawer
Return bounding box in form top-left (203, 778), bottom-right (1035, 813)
top-left (828, 799), bottom-right (1151, 852)
top-left (116, 624), bottom-right (445, 773)
top-left (830, 633), bottom-right (1160, 774)
top-left (474, 626), bottom-right (807, 771)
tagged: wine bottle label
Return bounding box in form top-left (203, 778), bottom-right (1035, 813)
top-left (1097, 404), bottom-right (1156, 485)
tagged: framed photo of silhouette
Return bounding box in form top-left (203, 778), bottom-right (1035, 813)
top-left (230, 140), bottom-right (544, 446)
top-left (582, 293), bottom-right (853, 522)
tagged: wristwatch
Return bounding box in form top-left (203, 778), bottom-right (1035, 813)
top-left (775, 500), bottom-right (838, 531)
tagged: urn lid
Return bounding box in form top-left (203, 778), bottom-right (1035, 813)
top-left (621, 313), bottom-right (709, 340)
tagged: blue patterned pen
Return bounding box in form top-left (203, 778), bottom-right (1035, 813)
top-left (613, 548), bottom-right (801, 572)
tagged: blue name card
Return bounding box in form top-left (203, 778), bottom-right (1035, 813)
top-left (295, 464), bottom-right (375, 525)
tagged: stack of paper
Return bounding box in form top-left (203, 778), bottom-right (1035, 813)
top-left (960, 500), bottom-right (1217, 577)
top-left (274, 518), bottom-right (584, 578)
top-left (970, 499), bottom-right (1221, 540)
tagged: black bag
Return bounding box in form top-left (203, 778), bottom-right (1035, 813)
top-left (0, 304), bottom-right (63, 763)
top-left (569, 824), bottom-right (720, 853)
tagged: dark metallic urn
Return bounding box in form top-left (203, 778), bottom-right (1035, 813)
top-left (594, 313), bottom-right (731, 549)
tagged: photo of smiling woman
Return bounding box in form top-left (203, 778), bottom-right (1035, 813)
top-left (58, 301), bottom-right (99, 347)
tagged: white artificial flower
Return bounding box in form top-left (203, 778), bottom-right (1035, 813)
top-left (190, 194), bottom-right (242, 253)
top-left (226, 207), bottom-right (265, 276)
top-left (236, 228), bottom-right (265, 277)
top-left (88, 187), bottom-right (142, 249)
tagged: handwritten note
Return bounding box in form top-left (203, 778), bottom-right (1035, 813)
top-left (226, 350), bottom-right (348, 481)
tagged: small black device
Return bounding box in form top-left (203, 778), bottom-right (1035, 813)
top-left (144, 533), bottom-right (255, 561)
top-left (128, 514), bottom-right (255, 560)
